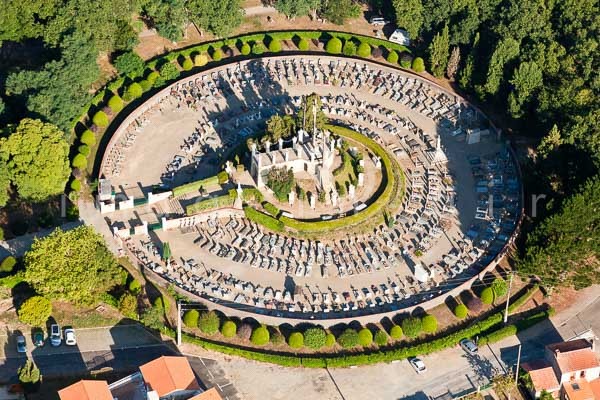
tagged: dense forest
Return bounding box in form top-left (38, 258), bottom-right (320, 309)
top-left (0, 0), bottom-right (598, 288)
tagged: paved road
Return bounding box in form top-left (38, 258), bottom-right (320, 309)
top-left (0, 221), bottom-right (82, 259)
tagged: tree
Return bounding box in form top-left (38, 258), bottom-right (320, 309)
top-left (18, 360), bottom-right (41, 393)
top-left (162, 242), bottom-right (172, 262)
top-left (390, 325), bottom-right (403, 339)
top-left (0, 256), bottom-right (16, 273)
top-left (128, 279), bottom-right (142, 295)
top-left (480, 287), bottom-right (495, 305)
top-left (402, 317), bottom-right (422, 338)
top-left (108, 96), bottom-right (124, 113)
top-left (337, 328), bottom-right (359, 348)
top-left (212, 48), bottom-right (223, 61)
top-left (125, 82), bottom-right (143, 100)
top-left (114, 51), bottom-right (145, 77)
top-left (275, 0), bottom-right (319, 18)
top-left (0, 119), bottom-right (70, 202)
top-left (458, 32), bottom-right (479, 90)
top-left (183, 309), bottom-right (199, 327)
top-left (392, 0), bottom-right (423, 39)
top-left (78, 145), bottom-right (90, 157)
top-left (357, 42), bottom-right (371, 58)
top-left (491, 278), bottom-right (508, 298)
top-left (80, 130), bottom-right (96, 146)
top-left (221, 320), bottom-right (237, 337)
top-left (140, 0), bottom-right (188, 42)
top-left (288, 331), bottom-right (304, 348)
top-left (72, 154), bottom-right (87, 169)
top-left (296, 93), bottom-right (328, 134)
top-left (412, 57), bottom-right (425, 72)
top-left (326, 37), bottom-right (343, 54)
top-left (24, 226), bottom-right (122, 305)
top-left (454, 304), bottom-right (468, 319)
top-left (266, 167), bottom-right (295, 202)
top-left (375, 329), bottom-right (389, 346)
top-left (508, 61), bottom-right (543, 118)
top-left (320, 0), bottom-right (361, 25)
top-left (266, 114), bottom-right (293, 142)
top-left (18, 296), bottom-right (52, 326)
top-left (159, 62), bottom-right (180, 81)
top-left (198, 310), bottom-right (220, 335)
top-left (0, 162), bottom-right (10, 207)
top-left (181, 57), bottom-right (193, 70)
top-left (141, 304), bottom-right (165, 330)
top-left (304, 327), bottom-right (327, 349)
top-left (484, 38), bottom-right (520, 96)
top-left (421, 315), bottom-right (438, 333)
top-left (446, 46), bottom-right (461, 80)
top-left (251, 325), bottom-right (270, 345)
top-left (118, 293), bottom-right (138, 319)
top-left (428, 25), bottom-right (450, 78)
top-left (194, 53), bottom-right (208, 66)
top-left (188, 0), bottom-right (244, 37)
top-left (358, 328), bottom-right (373, 346)
top-left (537, 125), bottom-right (562, 159)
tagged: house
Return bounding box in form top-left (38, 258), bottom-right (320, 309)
top-left (388, 29), bottom-right (411, 46)
top-left (523, 339), bottom-right (600, 400)
top-left (58, 356), bottom-right (223, 400)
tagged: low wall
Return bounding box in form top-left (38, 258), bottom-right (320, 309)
top-left (161, 208), bottom-right (244, 231)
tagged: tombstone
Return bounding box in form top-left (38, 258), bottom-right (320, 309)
top-left (359, 159), bottom-right (365, 168)
top-left (336, 138), bottom-right (343, 148)
top-left (358, 172), bottom-right (364, 187)
top-left (265, 140), bottom-right (271, 152)
top-left (284, 149), bottom-right (290, 162)
top-left (375, 157), bottom-right (382, 170)
top-left (237, 182), bottom-right (243, 199)
top-left (292, 136), bottom-right (298, 149)
top-left (310, 152), bottom-right (315, 162)
top-left (288, 190), bottom-right (295, 206)
top-left (331, 190), bottom-right (338, 207)
top-left (225, 161), bottom-right (233, 174)
top-left (278, 138), bottom-right (284, 151)
top-left (349, 184), bottom-right (356, 200)
top-left (309, 193), bottom-right (316, 209)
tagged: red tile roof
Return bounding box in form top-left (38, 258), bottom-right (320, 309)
top-left (139, 356), bottom-right (200, 396)
top-left (555, 349), bottom-right (600, 374)
top-left (189, 387), bottom-right (224, 400)
top-left (58, 380), bottom-right (113, 400)
top-left (563, 380), bottom-right (596, 400)
top-left (589, 379), bottom-right (600, 400)
top-left (522, 363), bottom-right (560, 393)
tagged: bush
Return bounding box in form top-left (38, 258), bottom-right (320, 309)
top-left (399, 52), bottom-right (413, 68)
top-left (194, 53), bottom-right (208, 66)
top-left (251, 325), bottom-right (270, 346)
top-left (212, 49), bottom-right (223, 62)
top-left (181, 57), bottom-right (193, 71)
top-left (78, 145), bottom-right (90, 157)
top-left (147, 70), bottom-right (160, 84)
top-left (198, 310), bottom-right (220, 335)
top-left (342, 41), bottom-right (356, 56)
top-left (159, 62), bottom-right (180, 81)
top-left (221, 320), bottom-right (237, 338)
top-left (128, 279), bottom-right (142, 295)
top-left (304, 327), bottom-right (327, 349)
top-left (252, 42), bottom-right (265, 55)
top-left (268, 39), bottom-right (282, 53)
top-left (288, 332), bottom-right (304, 348)
top-left (298, 38), bottom-right (310, 51)
top-left (18, 360), bottom-right (41, 392)
top-left (387, 50), bottom-right (399, 64)
top-left (422, 315), bottom-right (438, 333)
top-left (243, 206), bottom-right (284, 232)
top-left (114, 51), bottom-right (145, 77)
top-left (402, 317), bottom-right (422, 338)
top-left (18, 296), bottom-right (52, 326)
top-left (183, 309), bottom-right (200, 328)
top-left (390, 325), bottom-right (403, 340)
top-left (72, 153), bottom-right (87, 169)
top-left (92, 111), bottom-right (109, 128)
top-left (217, 171), bottom-right (229, 184)
top-left (412, 57), bottom-right (426, 73)
top-left (375, 330), bottom-right (389, 346)
top-left (139, 79), bottom-right (152, 92)
top-left (0, 256), bottom-right (17, 274)
top-left (80, 130), bottom-right (96, 146)
top-left (326, 37), bottom-right (343, 54)
top-left (238, 323), bottom-right (253, 340)
top-left (358, 328), bottom-right (373, 346)
top-left (480, 287), bottom-right (495, 305)
top-left (262, 202), bottom-right (279, 217)
top-left (337, 328), bottom-right (359, 348)
top-left (357, 42), bottom-right (371, 58)
top-left (125, 82), bottom-right (143, 100)
top-left (325, 332), bottom-right (336, 347)
top-left (240, 43), bottom-right (251, 55)
top-left (492, 277), bottom-right (508, 298)
top-left (118, 293), bottom-right (137, 319)
top-left (270, 329), bottom-right (285, 345)
top-left (70, 179), bottom-right (81, 192)
top-left (508, 285), bottom-right (539, 313)
top-left (454, 304), bottom-right (469, 319)
top-left (108, 96), bottom-right (124, 113)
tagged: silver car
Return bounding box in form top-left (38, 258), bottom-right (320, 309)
top-left (50, 324), bottom-right (62, 347)
top-left (460, 339), bottom-right (478, 354)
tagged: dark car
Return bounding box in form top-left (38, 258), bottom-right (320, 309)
top-left (33, 330), bottom-right (44, 347)
top-left (16, 335), bottom-right (27, 353)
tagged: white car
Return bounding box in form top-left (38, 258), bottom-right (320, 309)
top-left (409, 357), bottom-right (427, 374)
top-left (64, 328), bottom-right (76, 346)
top-left (369, 16), bottom-right (389, 26)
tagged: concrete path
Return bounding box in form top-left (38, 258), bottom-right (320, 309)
top-left (244, 6), bottom-right (277, 16)
top-left (0, 221), bottom-right (82, 259)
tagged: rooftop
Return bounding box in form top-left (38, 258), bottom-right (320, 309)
top-left (548, 340), bottom-right (600, 374)
top-left (189, 388), bottom-right (224, 400)
top-left (139, 356), bottom-right (201, 397)
top-left (522, 361), bottom-right (560, 393)
top-left (563, 380), bottom-right (596, 400)
top-left (58, 380), bottom-right (113, 400)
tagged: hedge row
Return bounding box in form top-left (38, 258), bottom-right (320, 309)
top-left (185, 194), bottom-right (234, 216)
top-left (478, 307), bottom-right (553, 346)
top-left (262, 202), bottom-right (280, 217)
top-left (243, 206), bottom-right (284, 232)
top-left (172, 175), bottom-right (220, 197)
top-left (507, 284), bottom-right (539, 313)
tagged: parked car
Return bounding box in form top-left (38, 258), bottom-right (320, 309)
top-left (64, 328), bottom-right (76, 346)
top-left (50, 324), bottom-right (62, 347)
top-left (460, 339), bottom-right (478, 354)
top-left (409, 357), bottom-right (427, 374)
top-left (16, 335), bottom-right (26, 353)
top-left (33, 330), bottom-right (44, 347)
top-left (369, 16), bottom-right (389, 25)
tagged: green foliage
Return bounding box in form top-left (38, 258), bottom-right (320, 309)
top-left (251, 325), bottom-right (270, 346)
top-left (186, 195), bottom-right (233, 215)
top-left (118, 293), bottom-right (137, 319)
top-left (358, 328), bottom-right (373, 346)
top-left (399, 52), bottom-right (413, 69)
top-left (0, 119), bottom-right (71, 202)
top-left (262, 202), bottom-right (280, 217)
top-left (80, 130), bottom-right (96, 146)
top-left (18, 360), bottom-right (41, 386)
top-left (141, 305), bottom-right (165, 330)
top-left (72, 154), bottom-right (87, 169)
top-left (212, 49), bottom-right (223, 62)
top-left (454, 304), bottom-right (468, 319)
top-left (491, 278), bottom-right (508, 298)
top-left (114, 52), bottom-right (145, 77)
top-left (181, 57), bottom-right (194, 71)
top-left (243, 206), bottom-right (284, 232)
top-left (125, 82), bottom-right (143, 101)
top-left (508, 61), bottom-right (543, 118)
top-left (217, 171), bottom-right (229, 184)
top-left (270, 329), bottom-right (285, 345)
top-left (173, 175), bottom-right (220, 197)
top-left (274, 0), bottom-right (319, 18)
top-left (390, 325), bottom-right (403, 340)
top-left (78, 145), bottom-right (90, 157)
top-left (266, 167), bottom-right (295, 202)
top-left (139, 79), bottom-right (152, 92)
top-left (428, 25), bottom-right (450, 78)
top-left (357, 42), bottom-right (371, 58)
top-left (342, 41), bottom-right (357, 56)
top-left (268, 39), bottom-right (282, 53)
top-left (240, 43), bottom-right (251, 55)
top-left (147, 70), bottom-right (160, 84)
top-left (484, 38), bottom-right (520, 96)
top-left (288, 332), bottom-right (304, 348)
top-left (108, 95), bottom-right (124, 113)
top-left (128, 278), bottom-right (142, 295)
top-left (480, 287), bottom-right (495, 305)
top-left (337, 328), bottom-right (360, 348)
top-left (412, 57), bottom-right (425, 73)
top-left (321, 0), bottom-right (361, 25)
top-left (18, 296), bottom-right (52, 326)
top-left (93, 111), bottom-right (110, 127)
top-left (24, 226), bottom-right (122, 305)
top-left (194, 53), bottom-right (208, 66)
top-left (221, 320), bottom-right (237, 337)
top-left (266, 114), bottom-right (296, 142)
top-left (402, 317), bottom-right (422, 338)
top-left (140, 0), bottom-right (187, 42)
top-left (392, 0), bottom-right (423, 38)
top-left (0, 256), bottom-right (17, 274)
top-left (298, 38), bottom-right (310, 51)
top-left (159, 62), bottom-right (180, 81)
top-left (375, 330), bottom-right (389, 346)
top-left (183, 309), bottom-right (200, 328)
top-left (252, 42), bottom-right (265, 55)
top-left (387, 50), bottom-right (399, 64)
top-left (0, 164), bottom-right (9, 208)
top-left (325, 332), bottom-right (336, 347)
top-left (304, 327), bottom-right (327, 349)
top-left (326, 37), bottom-right (343, 54)
top-left (188, 0), bottom-right (244, 37)
top-left (422, 315), bottom-right (438, 333)
top-left (508, 285), bottom-right (539, 313)
top-left (198, 310), bottom-right (220, 335)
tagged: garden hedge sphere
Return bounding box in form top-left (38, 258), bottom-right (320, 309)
top-left (80, 129), bottom-right (96, 146)
top-left (182, 57), bottom-right (194, 71)
top-left (212, 49), bottom-right (223, 62)
top-left (326, 37), bottom-right (343, 54)
top-left (269, 39), bottom-right (282, 53)
top-left (337, 328), bottom-right (359, 348)
top-left (358, 328), bottom-right (373, 346)
top-left (402, 317), bottom-right (423, 338)
top-left (252, 42), bottom-right (265, 55)
top-left (375, 330), bottom-right (389, 346)
top-left (108, 96), bottom-right (124, 113)
top-left (251, 325), bottom-right (270, 345)
top-left (357, 42), bottom-right (371, 58)
top-left (304, 327), bottom-right (327, 349)
top-left (387, 50), bottom-right (399, 64)
top-left (70, 179), bottom-right (82, 192)
top-left (221, 320), bottom-right (237, 337)
top-left (480, 287), bottom-right (495, 305)
top-left (422, 315), bottom-right (438, 333)
top-left (198, 311), bottom-right (221, 335)
top-left (92, 111), bottom-right (109, 128)
top-left (78, 144), bottom-right (90, 157)
top-left (325, 332), bottom-right (336, 347)
top-left (390, 325), bottom-right (403, 339)
top-left (288, 332), bottom-right (304, 348)
top-left (240, 43), bottom-right (251, 55)
top-left (412, 57), bottom-right (426, 73)
top-left (454, 303), bottom-right (469, 319)
top-left (72, 153), bottom-right (87, 169)
top-left (298, 38), bottom-right (310, 51)
top-left (126, 82), bottom-right (143, 100)
top-left (492, 277), bottom-right (508, 297)
top-left (194, 53), bottom-right (208, 66)
top-left (342, 41), bottom-right (356, 56)
top-left (18, 296), bottom-right (52, 326)
top-left (183, 309), bottom-right (199, 328)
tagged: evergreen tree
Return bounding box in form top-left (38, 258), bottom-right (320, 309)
top-left (428, 25), bottom-right (450, 78)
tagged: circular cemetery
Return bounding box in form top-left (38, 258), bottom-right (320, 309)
top-left (100, 54), bottom-right (522, 322)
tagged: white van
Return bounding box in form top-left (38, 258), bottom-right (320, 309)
top-left (369, 16), bottom-right (389, 26)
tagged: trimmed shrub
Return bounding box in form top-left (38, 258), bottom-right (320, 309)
top-left (198, 310), bottom-right (220, 335)
top-left (240, 43), bottom-right (251, 55)
top-left (342, 41), bottom-right (356, 56)
top-left (194, 53), bottom-right (208, 66)
top-left (252, 42), bottom-right (265, 55)
top-left (375, 330), bottom-right (389, 346)
top-left (337, 328), bottom-right (359, 348)
top-left (508, 285), bottom-right (539, 313)
top-left (80, 130), bottom-right (96, 146)
top-left (325, 332), bottom-right (336, 347)
top-left (118, 293), bottom-right (137, 319)
top-left (78, 145), bottom-right (90, 157)
top-left (298, 38), bottom-right (310, 51)
top-left (108, 96), bottom-right (124, 113)
top-left (221, 320), bottom-right (237, 337)
top-left (454, 304), bottom-right (468, 319)
top-left (159, 62), bottom-right (180, 81)
top-left (358, 328), bottom-right (373, 346)
top-left (243, 206), bottom-right (284, 232)
top-left (125, 82), bottom-right (143, 100)
top-left (0, 256), bottom-right (17, 273)
top-left (268, 39), bottom-right (282, 53)
top-left (251, 325), bottom-right (270, 346)
top-left (72, 153), bottom-right (87, 169)
top-left (422, 315), bottom-right (438, 333)
top-left (270, 329), bottom-right (285, 345)
top-left (238, 323), bottom-right (253, 340)
top-left (183, 309), bottom-right (199, 328)
top-left (492, 277), bottom-right (508, 298)
top-left (399, 52), bottom-right (413, 68)
top-left (288, 332), bottom-right (304, 348)
top-left (92, 111), bottom-right (109, 128)
top-left (128, 279), bottom-right (142, 295)
top-left (387, 50), bottom-right (399, 64)
top-left (139, 79), bottom-right (152, 92)
top-left (70, 179), bottom-right (82, 193)
top-left (217, 171), bottom-right (229, 184)
top-left (357, 42), bottom-right (371, 58)
top-left (181, 57), bottom-right (193, 71)
top-left (402, 317), bottom-right (422, 338)
top-left (412, 57), bottom-right (425, 73)
top-left (390, 325), bottom-right (403, 340)
top-left (114, 51), bottom-right (145, 77)
top-left (480, 287), bottom-right (495, 305)
top-left (326, 37), bottom-right (343, 54)
top-left (304, 327), bottom-right (327, 349)
top-left (212, 49), bottom-right (223, 62)
top-left (147, 70), bottom-right (160, 84)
